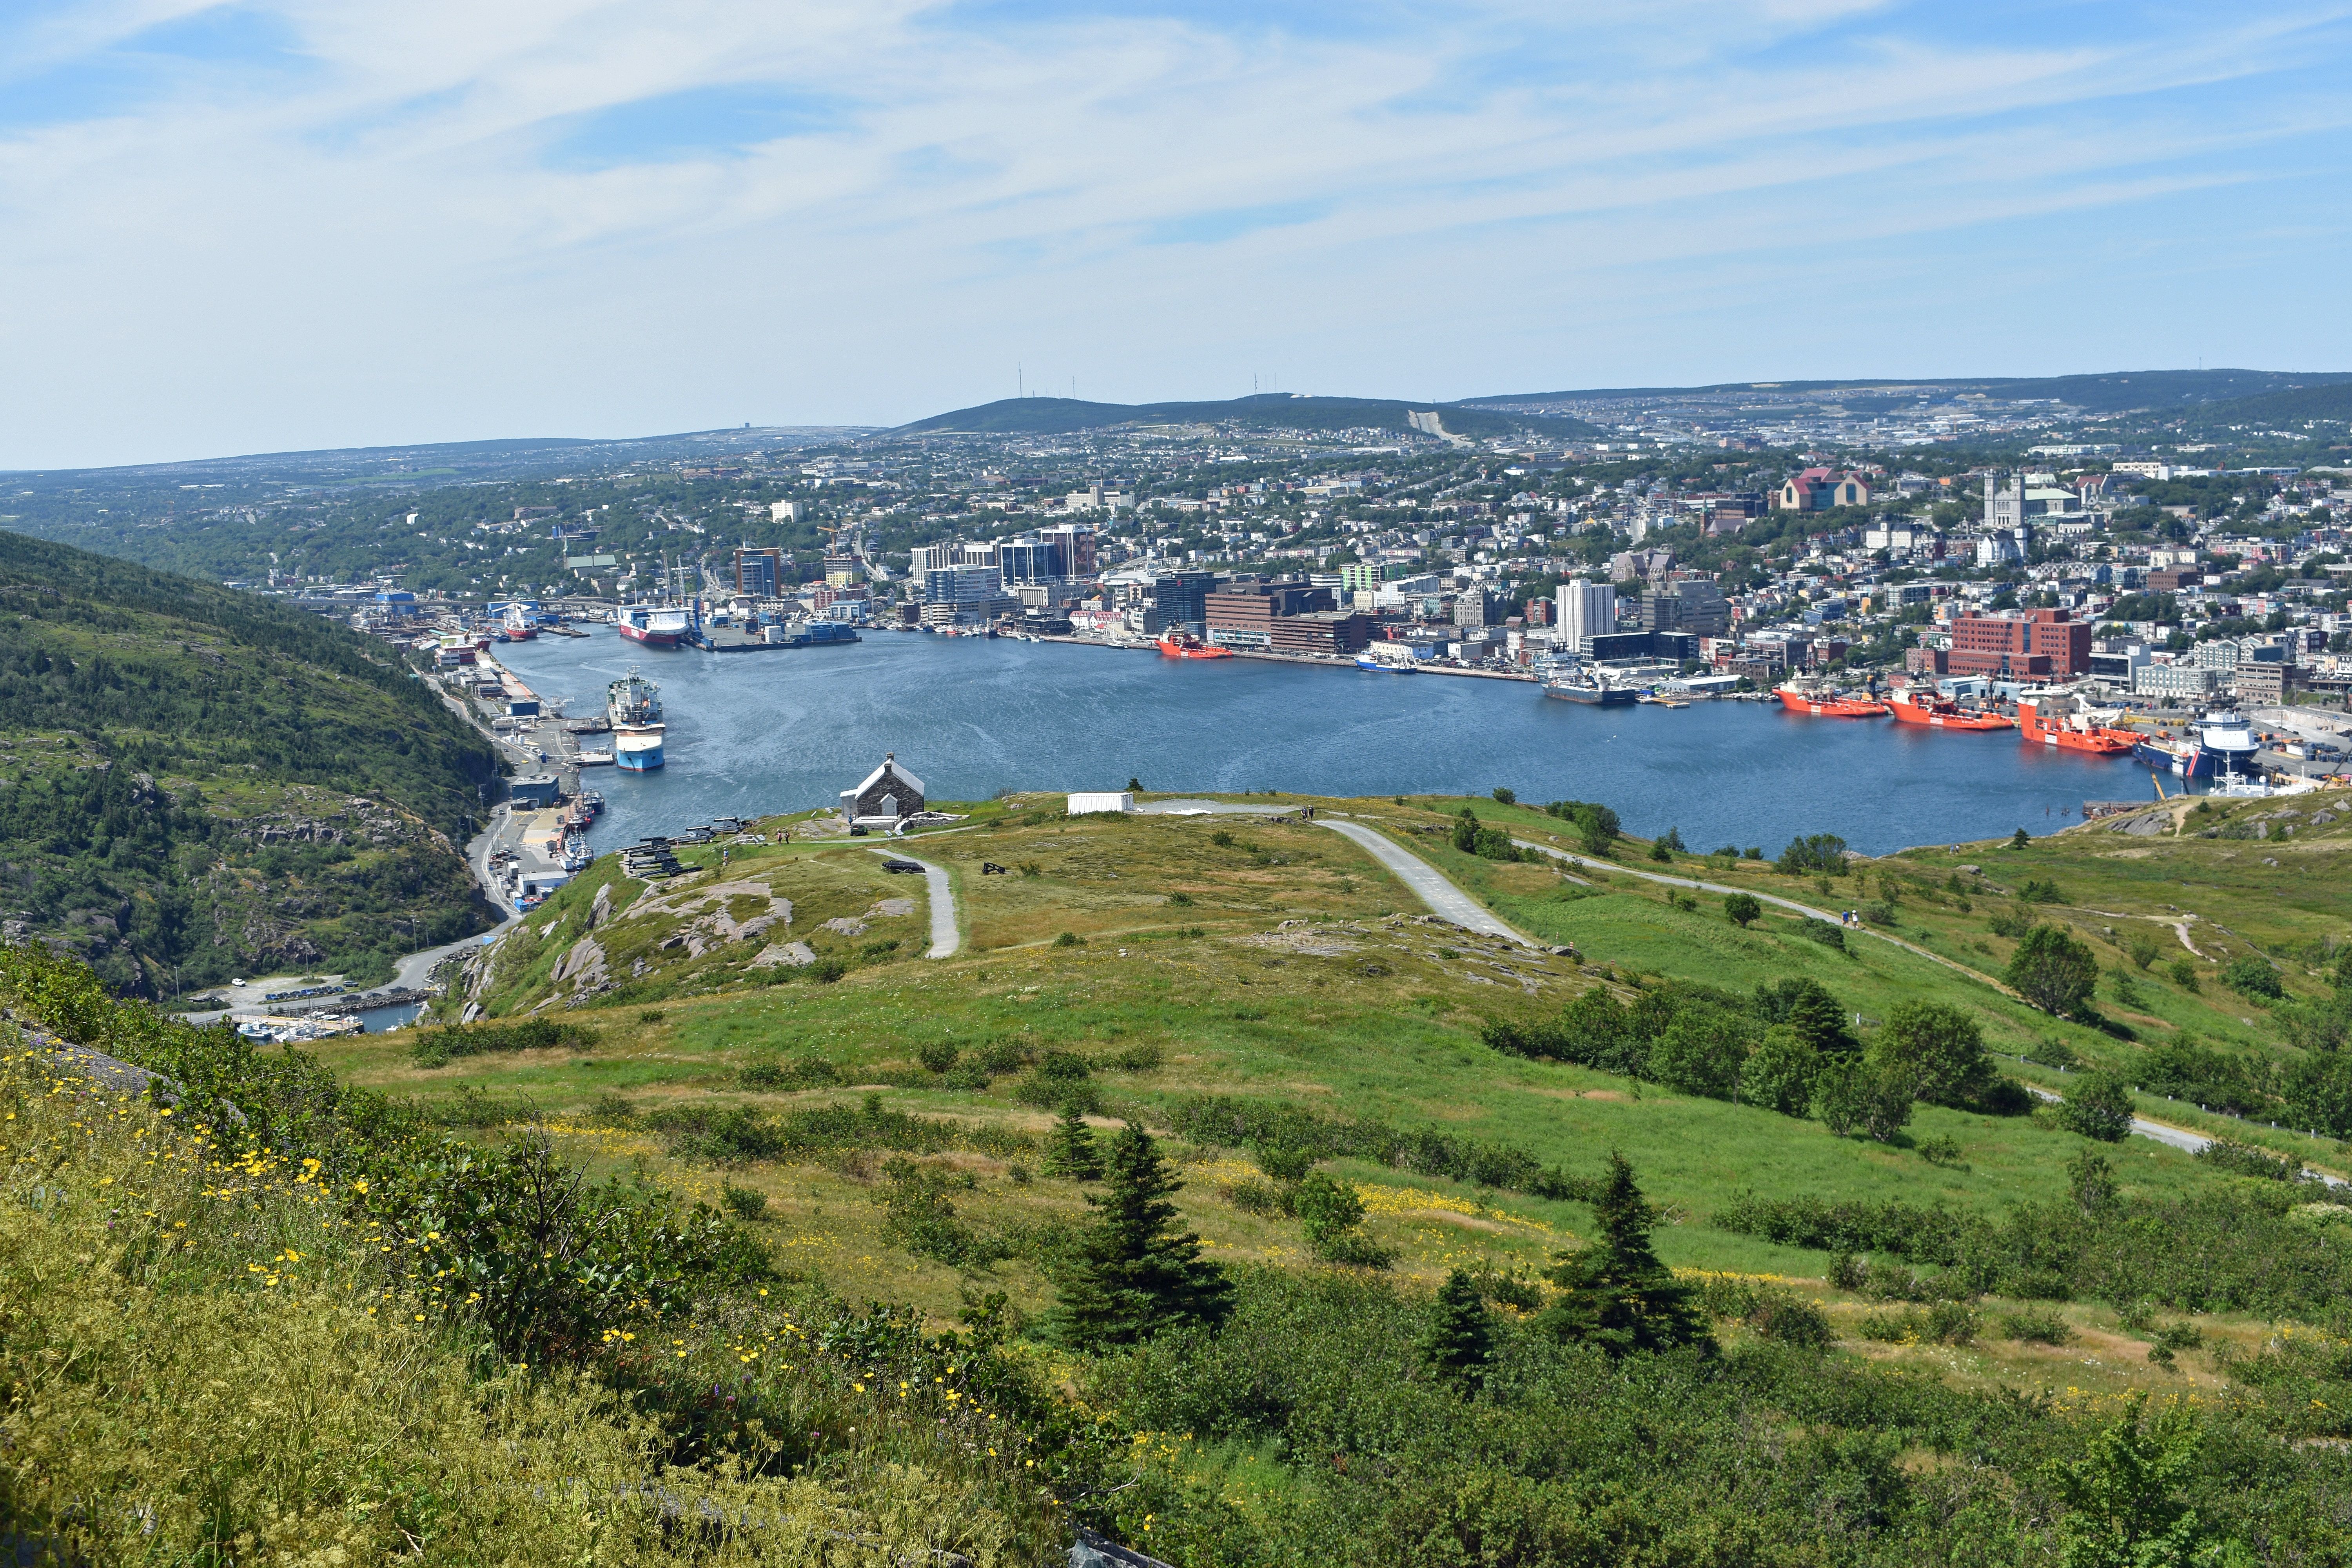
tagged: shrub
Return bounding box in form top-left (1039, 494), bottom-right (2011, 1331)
top-left (1802, 919), bottom-right (1847, 951)
top-left (1739, 1025), bottom-right (1820, 1116)
top-left (1104, 1042), bottom-right (1164, 1072)
top-left (1916, 1133), bottom-right (1965, 1168)
top-left (2003, 1308), bottom-right (2074, 1344)
top-left (1039, 1049), bottom-right (1093, 1082)
top-left (1649, 838), bottom-right (1673, 862)
top-left (916, 1040), bottom-right (959, 1073)
top-left (2167, 956), bottom-right (2201, 993)
top-left (1812, 1058), bottom-right (1914, 1142)
top-left (1775, 834), bottom-right (1849, 876)
top-left (2223, 956), bottom-right (2285, 1001)
top-left (1491, 786), bottom-right (1516, 804)
top-left (2196, 1138), bottom-right (2295, 1181)
top-left (2056, 1071), bottom-right (2136, 1142)
top-left (720, 1180), bottom-right (769, 1219)
top-left (1167, 890), bottom-right (1194, 907)
top-left (2127, 932), bottom-right (2164, 969)
top-left (589, 1091), bottom-right (637, 1125)
top-left (809, 957), bottom-right (847, 983)
top-left (739, 1054), bottom-right (840, 1091)
top-left (1053, 931), bottom-right (1085, 948)
top-left (408, 1018), bottom-right (597, 1068)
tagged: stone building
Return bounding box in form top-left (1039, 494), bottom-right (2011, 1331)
top-left (840, 754), bottom-right (926, 828)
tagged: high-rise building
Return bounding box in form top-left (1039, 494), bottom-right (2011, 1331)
top-left (1038, 523), bottom-right (1097, 580)
top-left (1555, 579), bottom-right (1617, 652)
top-left (733, 547), bottom-right (783, 598)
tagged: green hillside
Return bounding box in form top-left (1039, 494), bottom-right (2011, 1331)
top-left (15, 789), bottom-right (2352, 1564)
top-left (0, 529), bottom-right (500, 993)
top-left (897, 393), bottom-right (1581, 441)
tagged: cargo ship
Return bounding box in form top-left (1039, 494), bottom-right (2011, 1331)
top-left (608, 667), bottom-right (665, 771)
top-left (1775, 683), bottom-right (1889, 717)
top-left (1155, 633), bottom-right (1234, 660)
top-left (2017, 699), bottom-right (2134, 756)
top-left (617, 604), bottom-right (691, 649)
top-left (2132, 731), bottom-right (2209, 780)
top-left (497, 602), bottom-right (539, 641)
top-left (1543, 674), bottom-right (1636, 706)
top-left (1887, 690), bottom-right (2010, 730)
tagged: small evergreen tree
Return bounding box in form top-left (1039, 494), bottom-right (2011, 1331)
top-left (1869, 999), bottom-right (1995, 1107)
top-left (1040, 1102), bottom-right (1102, 1180)
top-left (1419, 1268), bottom-right (1496, 1390)
top-left (1537, 1153), bottom-right (1713, 1358)
top-left (1049, 1122), bottom-right (1232, 1348)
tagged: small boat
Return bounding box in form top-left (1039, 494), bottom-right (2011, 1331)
top-left (2018, 699), bottom-right (2134, 755)
top-left (1155, 633), bottom-right (1234, 660)
top-left (1775, 683), bottom-right (1889, 717)
top-left (575, 751), bottom-right (615, 767)
top-left (1636, 692), bottom-right (1690, 708)
top-left (1888, 690), bottom-right (2011, 731)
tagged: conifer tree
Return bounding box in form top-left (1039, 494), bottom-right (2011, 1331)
top-left (1419, 1268), bottom-right (1496, 1390)
top-left (1050, 1122), bottom-right (1233, 1348)
top-left (1040, 1101), bottom-right (1102, 1180)
top-left (1537, 1152), bottom-right (1713, 1358)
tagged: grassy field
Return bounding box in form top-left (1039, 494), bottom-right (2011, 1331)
top-left (304, 784), bottom-right (2352, 1405)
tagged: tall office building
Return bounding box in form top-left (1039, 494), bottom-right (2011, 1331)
top-left (1555, 579), bottom-right (1617, 652)
top-left (733, 547), bottom-right (782, 598)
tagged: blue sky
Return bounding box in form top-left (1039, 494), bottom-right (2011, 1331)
top-left (2, 0), bottom-right (2349, 467)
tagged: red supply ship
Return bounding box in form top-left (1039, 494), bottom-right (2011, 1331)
top-left (2018, 698), bottom-right (2135, 756)
top-left (1155, 633), bottom-right (1234, 659)
top-left (1775, 683), bottom-right (1889, 718)
top-left (1887, 690), bottom-right (2012, 731)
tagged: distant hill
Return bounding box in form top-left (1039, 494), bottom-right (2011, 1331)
top-left (896, 393), bottom-right (1593, 441)
top-left (0, 529), bottom-right (503, 994)
top-left (1459, 368), bottom-right (2352, 416)
top-left (2177, 382), bottom-right (2352, 431)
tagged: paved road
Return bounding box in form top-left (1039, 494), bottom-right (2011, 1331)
top-left (1132, 800), bottom-right (1534, 944)
top-left (866, 847), bottom-right (961, 958)
top-left (1316, 819), bottom-right (1535, 944)
top-left (1511, 837), bottom-right (2019, 999)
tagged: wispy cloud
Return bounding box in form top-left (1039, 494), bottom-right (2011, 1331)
top-left (2, 0), bottom-right (2349, 466)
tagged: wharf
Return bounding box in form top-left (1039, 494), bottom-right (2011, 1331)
top-left (1034, 634), bottom-right (1537, 682)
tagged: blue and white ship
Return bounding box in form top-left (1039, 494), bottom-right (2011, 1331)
top-left (608, 667), bottom-right (666, 771)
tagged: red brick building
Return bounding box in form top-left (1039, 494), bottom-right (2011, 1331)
top-left (1945, 608), bottom-right (2091, 679)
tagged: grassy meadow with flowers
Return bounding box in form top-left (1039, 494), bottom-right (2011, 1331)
top-left (9, 789), bottom-right (2352, 1563)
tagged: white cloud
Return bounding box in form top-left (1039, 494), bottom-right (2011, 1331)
top-left (1, 0), bottom-right (2348, 466)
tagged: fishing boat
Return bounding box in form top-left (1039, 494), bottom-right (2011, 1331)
top-left (1155, 633), bottom-right (1234, 660)
top-left (1887, 690), bottom-right (2011, 730)
top-left (1543, 674), bottom-right (1636, 706)
top-left (1636, 692), bottom-right (1691, 708)
top-left (1775, 683), bottom-right (1889, 717)
top-left (2018, 699), bottom-right (2134, 755)
top-left (1354, 641), bottom-right (1419, 673)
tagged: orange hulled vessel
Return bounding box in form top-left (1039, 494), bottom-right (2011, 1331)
top-left (1775, 683), bottom-right (1890, 718)
top-left (2017, 698), bottom-right (2135, 756)
top-left (1887, 690), bottom-right (2012, 731)
top-left (1155, 632), bottom-right (1234, 660)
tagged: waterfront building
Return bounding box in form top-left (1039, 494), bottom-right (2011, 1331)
top-left (1555, 579), bottom-right (1617, 653)
top-left (733, 546), bottom-right (783, 598)
top-left (1946, 607), bottom-right (2091, 679)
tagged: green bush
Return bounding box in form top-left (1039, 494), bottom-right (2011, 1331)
top-left (2056, 1071), bottom-right (2136, 1142)
top-left (2223, 955), bottom-right (2285, 1001)
top-left (408, 1018), bottom-right (598, 1068)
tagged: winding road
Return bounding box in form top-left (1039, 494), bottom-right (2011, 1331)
top-left (864, 846), bottom-right (961, 958)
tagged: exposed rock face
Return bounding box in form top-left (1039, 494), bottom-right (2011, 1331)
top-left (625, 878), bottom-right (794, 958)
top-left (750, 941), bottom-right (818, 969)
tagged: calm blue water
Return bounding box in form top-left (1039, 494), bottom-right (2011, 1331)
top-left (495, 630), bottom-right (2152, 858)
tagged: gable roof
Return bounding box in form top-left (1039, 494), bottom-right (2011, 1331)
top-left (848, 753), bottom-right (925, 799)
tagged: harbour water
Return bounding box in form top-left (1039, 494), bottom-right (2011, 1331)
top-left (496, 631), bottom-right (2159, 858)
